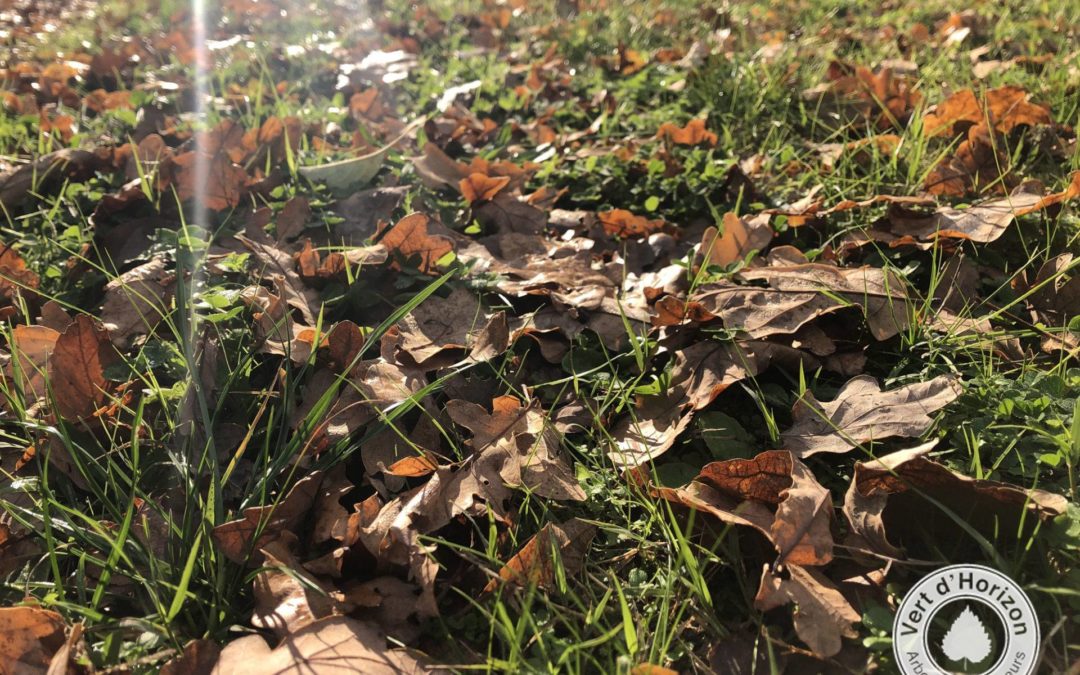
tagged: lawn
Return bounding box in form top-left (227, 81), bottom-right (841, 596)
top-left (1, 0), bottom-right (1079, 672)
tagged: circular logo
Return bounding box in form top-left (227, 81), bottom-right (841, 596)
top-left (893, 564), bottom-right (1039, 675)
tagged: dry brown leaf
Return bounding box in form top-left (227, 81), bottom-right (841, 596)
top-left (781, 375), bottom-right (960, 458)
top-left (655, 118), bottom-right (717, 146)
top-left (5, 324), bottom-right (60, 404)
top-left (657, 450), bottom-right (833, 566)
top-left (210, 616), bottom-right (441, 675)
top-left (610, 341), bottom-right (814, 468)
top-left (171, 151), bottom-right (248, 211)
top-left (459, 172), bottom-right (510, 203)
top-left (378, 213), bottom-right (455, 274)
top-left (844, 443), bottom-right (1069, 558)
top-left (0, 606), bottom-right (68, 675)
top-left (923, 85), bottom-right (1053, 137)
top-left (802, 61), bottom-right (921, 131)
top-left (252, 535), bottom-right (341, 638)
top-left (394, 287), bottom-right (496, 367)
top-left (446, 396), bottom-right (585, 501)
top-left (160, 640), bottom-right (221, 675)
top-left (0, 243), bottom-right (39, 309)
top-left (699, 212), bottom-right (772, 268)
top-left (0, 148), bottom-right (108, 211)
top-left (49, 315), bottom-right (121, 424)
top-left (891, 172), bottom-right (1080, 243)
top-left (754, 564), bottom-right (859, 657)
top-left (923, 123), bottom-right (1011, 196)
top-left (694, 264), bottom-right (913, 341)
top-left (598, 209), bottom-right (666, 238)
top-left (483, 518), bottom-right (596, 592)
top-left (212, 471), bottom-right (324, 566)
top-left (411, 142), bottom-right (469, 190)
top-left (101, 257), bottom-right (175, 347)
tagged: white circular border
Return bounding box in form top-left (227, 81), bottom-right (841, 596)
top-left (892, 564), bottom-right (1040, 675)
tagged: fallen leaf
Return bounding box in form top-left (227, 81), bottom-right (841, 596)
top-left (598, 209), bottom-right (666, 238)
top-left (459, 172), bottom-right (510, 203)
top-left (395, 285), bottom-right (498, 365)
top-left (171, 151), bottom-right (248, 211)
top-left (657, 450), bottom-right (834, 566)
top-left (101, 257), bottom-right (175, 347)
top-left (0, 606), bottom-right (68, 675)
top-left (0, 243), bottom-right (39, 308)
top-left (378, 213), bottom-right (454, 274)
top-left (699, 212), bottom-right (772, 268)
top-left (923, 85), bottom-right (1053, 137)
top-left (890, 172), bottom-right (1080, 242)
top-left (656, 118), bottom-right (717, 146)
top-left (298, 147), bottom-right (385, 194)
top-left (844, 443), bottom-right (1069, 558)
top-left (160, 640), bottom-right (221, 675)
top-left (483, 518), bottom-right (596, 592)
top-left (754, 564), bottom-right (859, 657)
top-left (5, 325), bottom-right (60, 404)
top-left (252, 535), bottom-right (341, 638)
top-left (210, 616), bottom-right (441, 675)
top-left (212, 471), bottom-right (324, 566)
top-left (49, 315), bottom-right (121, 424)
top-left (781, 375), bottom-right (961, 457)
top-left (694, 264), bottom-right (913, 341)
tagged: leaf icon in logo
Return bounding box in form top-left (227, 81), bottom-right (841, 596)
top-left (941, 605), bottom-right (993, 668)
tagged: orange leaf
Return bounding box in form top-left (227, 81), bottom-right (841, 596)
top-left (385, 454), bottom-right (438, 477)
top-left (49, 314), bottom-right (121, 423)
top-left (172, 151), bottom-right (249, 211)
top-left (459, 173), bottom-right (511, 203)
top-left (598, 209), bottom-right (666, 238)
top-left (483, 519), bottom-right (595, 592)
top-left (378, 213), bottom-right (455, 274)
top-left (656, 118), bottom-right (717, 146)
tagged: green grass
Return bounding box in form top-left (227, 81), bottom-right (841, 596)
top-left (1, 0), bottom-right (1079, 672)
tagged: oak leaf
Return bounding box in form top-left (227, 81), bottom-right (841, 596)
top-left (378, 213), bottom-right (455, 274)
top-left (0, 606), bottom-right (68, 675)
top-left (754, 564), bottom-right (859, 657)
top-left (459, 172), bottom-right (510, 203)
top-left (656, 118), bottom-right (717, 146)
top-left (210, 616), bottom-right (441, 675)
top-left (49, 315), bottom-right (121, 424)
top-left (844, 443), bottom-right (1068, 558)
top-left (483, 518), bottom-right (596, 592)
top-left (782, 375), bottom-right (961, 457)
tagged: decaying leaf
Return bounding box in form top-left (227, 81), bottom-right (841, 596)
top-left (101, 257), bottom-right (174, 346)
top-left (49, 315), bottom-right (122, 423)
top-left (844, 443), bottom-right (1069, 558)
top-left (781, 375), bottom-right (961, 457)
top-left (657, 450), bottom-right (834, 566)
top-left (377, 213), bottom-right (455, 274)
top-left (0, 606), bottom-right (68, 675)
top-left (484, 518), bottom-right (596, 592)
top-left (694, 264), bottom-right (913, 341)
top-left (754, 564), bottom-right (859, 657)
top-left (446, 396), bottom-right (585, 501)
top-left (656, 118), bottom-right (717, 146)
top-left (252, 535), bottom-right (341, 638)
top-left (5, 324), bottom-right (60, 404)
top-left (211, 616), bottom-right (441, 675)
top-left (923, 85), bottom-right (1053, 137)
top-left (890, 172), bottom-right (1080, 243)
top-left (699, 212), bottom-right (772, 268)
top-left (212, 472), bottom-right (324, 566)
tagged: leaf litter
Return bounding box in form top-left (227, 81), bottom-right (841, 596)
top-left (0, 0), bottom-right (1078, 672)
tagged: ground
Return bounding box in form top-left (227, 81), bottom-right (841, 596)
top-left (0, 0), bottom-right (1079, 673)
